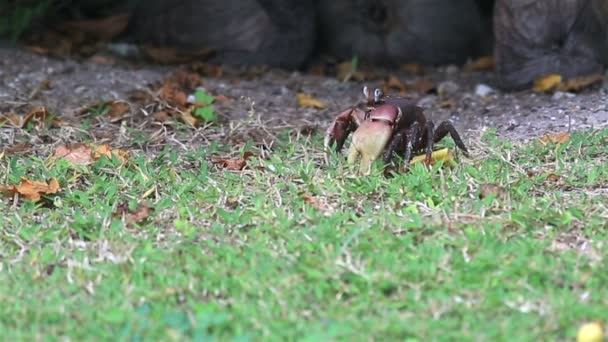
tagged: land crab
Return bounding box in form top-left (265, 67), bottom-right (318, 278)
top-left (324, 86), bottom-right (469, 174)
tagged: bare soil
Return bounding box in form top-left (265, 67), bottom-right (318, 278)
top-left (1, 46), bottom-right (607, 144)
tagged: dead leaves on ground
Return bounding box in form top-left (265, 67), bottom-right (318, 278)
top-left (25, 14), bottom-right (129, 57)
top-left (53, 143), bottom-right (129, 165)
top-left (0, 107), bottom-right (63, 128)
top-left (382, 75), bottom-right (436, 95)
top-left (533, 74), bottom-right (603, 93)
top-left (464, 56), bottom-right (495, 72)
top-left (114, 201), bottom-right (153, 224)
top-left (296, 93), bottom-right (326, 109)
top-left (152, 69), bottom-right (219, 127)
top-left (302, 194), bottom-right (333, 213)
top-left (212, 152), bottom-right (255, 171)
top-left (0, 177), bottom-right (61, 202)
top-left (409, 148), bottom-right (456, 168)
top-left (538, 132), bottom-right (570, 146)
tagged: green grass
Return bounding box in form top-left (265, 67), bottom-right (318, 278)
top-left (0, 125), bottom-right (607, 341)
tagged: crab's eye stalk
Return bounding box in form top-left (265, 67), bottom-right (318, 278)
top-left (362, 86), bottom-right (370, 100)
top-left (374, 88), bottom-right (383, 102)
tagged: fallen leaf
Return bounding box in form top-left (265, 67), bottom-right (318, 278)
top-left (87, 54), bottom-right (117, 65)
top-left (160, 82), bottom-right (188, 108)
top-left (464, 56), bottom-right (495, 72)
top-left (91, 144), bottom-right (129, 163)
top-left (212, 152), bottom-right (254, 171)
top-left (410, 78), bottom-right (436, 94)
top-left (296, 93), bottom-right (325, 109)
top-left (0, 112), bottom-right (22, 126)
top-left (53, 144), bottom-right (93, 165)
top-left (546, 173), bottom-right (562, 182)
top-left (439, 100), bottom-right (456, 109)
top-left (384, 75), bottom-right (407, 93)
top-left (538, 132), bottom-right (570, 145)
top-left (59, 14), bottom-right (129, 41)
top-left (114, 201), bottom-right (153, 224)
top-left (478, 184), bottom-right (507, 200)
top-left (0, 177), bottom-right (61, 202)
top-left (400, 63), bottom-right (426, 75)
top-left (153, 111), bottom-right (171, 123)
top-left (336, 60), bottom-right (366, 82)
top-left (1, 108), bottom-right (58, 128)
top-left (179, 108), bottom-right (200, 127)
top-left (410, 148), bottom-right (456, 168)
top-left (303, 194), bottom-right (332, 212)
top-left (140, 46), bottom-right (215, 64)
top-left (2, 142), bottom-right (32, 155)
top-left (214, 94), bottom-right (232, 103)
top-left (533, 74), bottom-right (563, 92)
top-left (557, 74), bottom-right (604, 92)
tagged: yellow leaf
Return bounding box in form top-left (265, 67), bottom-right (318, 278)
top-left (410, 148), bottom-right (456, 168)
top-left (577, 322), bottom-right (604, 342)
top-left (464, 56), bottom-right (495, 72)
top-left (538, 132), bottom-right (570, 146)
top-left (533, 74), bottom-right (562, 92)
top-left (558, 74), bottom-right (604, 92)
top-left (296, 93), bottom-right (325, 109)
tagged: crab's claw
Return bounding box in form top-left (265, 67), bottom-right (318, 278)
top-left (324, 107), bottom-right (367, 164)
top-left (347, 104), bottom-right (400, 174)
top-left (347, 121), bottom-right (393, 175)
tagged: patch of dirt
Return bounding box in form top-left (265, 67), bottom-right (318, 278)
top-left (1, 46), bottom-right (608, 143)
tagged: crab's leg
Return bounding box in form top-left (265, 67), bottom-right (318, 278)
top-left (434, 121), bottom-right (469, 156)
top-left (397, 122), bottom-right (422, 171)
top-left (423, 120), bottom-right (435, 166)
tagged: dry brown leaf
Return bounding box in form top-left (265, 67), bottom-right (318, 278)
top-left (0, 112), bottom-right (22, 126)
top-left (546, 173), bottom-right (562, 182)
top-left (538, 132), bottom-right (570, 145)
top-left (410, 78), bottom-right (436, 94)
top-left (214, 94), bottom-right (232, 103)
top-left (179, 109), bottom-right (199, 127)
top-left (212, 152), bottom-right (254, 171)
top-left (410, 148), bottom-right (456, 168)
top-left (153, 111), bottom-right (171, 123)
top-left (439, 100), bottom-right (456, 109)
top-left (2, 142), bottom-right (32, 155)
top-left (533, 74), bottom-right (563, 92)
top-left (296, 93), bottom-right (325, 109)
top-left (464, 56), bottom-right (495, 72)
top-left (87, 54), bottom-right (117, 65)
top-left (478, 184), bottom-right (506, 200)
top-left (384, 75), bottom-right (407, 93)
top-left (303, 194), bottom-right (332, 212)
top-left (54, 144), bottom-right (93, 165)
top-left (115, 201), bottom-right (153, 224)
top-left (92, 144), bottom-right (129, 163)
top-left (557, 74), bottom-right (604, 92)
top-left (106, 101), bottom-right (130, 122)
top-left (59, 14), bottom-right (129, 41)
top-left (0, 177), bottom-right (61, 202)
top-left (160, 82), bottom-right (188, 108)
top-left (400, 63), bottom-right (426, 75)
top-left (141, 46), bottom-right (215, 64)
top-left (336, 60), bottom-right (366, 82)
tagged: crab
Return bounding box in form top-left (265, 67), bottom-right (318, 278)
top-left (324, 86), bottom-right (469, 174)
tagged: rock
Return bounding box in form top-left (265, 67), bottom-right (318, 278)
top-left (125, 0), bottom-right (316, 69)
top-left (437, 81), bottom-right (460, 99)
top-left (494, 0), bottom-right (608, 90)
top-left (475, 83), bottom-right (495, 97)
top-left (551, 91), bottom-right (576, 101)
top-left (315, 0), bottom-right (492, 66)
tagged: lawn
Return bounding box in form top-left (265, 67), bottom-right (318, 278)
top-left (0, 119), bottom-right (607, 341)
